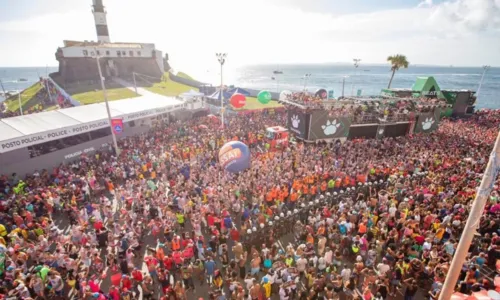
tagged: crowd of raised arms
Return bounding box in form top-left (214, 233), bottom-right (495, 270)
top-left (0, 108), bottom-right (499, 300)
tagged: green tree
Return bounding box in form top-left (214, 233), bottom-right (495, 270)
top-left (387, 54), bottom-right (409, 88)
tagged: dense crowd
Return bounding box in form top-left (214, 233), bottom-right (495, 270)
top-left (282, 93), bottom-right (448, 124)
top-left (0, 108), bottom-right (500, 300)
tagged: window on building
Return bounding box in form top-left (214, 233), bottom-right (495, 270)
top-left (129, 50), bottom-right (134, 56)
top-left (117, 51), bottom-right (121, 56)
top-left (137, 51), bottom-right (141, 56)
top-left (96, 50), bottom-right (101, 56)
top-left (121, 51), bottom-right (126, 55)
top-left (90, 51), bottom-right (95, 56)
top-left (83, 50), bottom-right (88, 56)
top-left (106, 50), bottom-right (110, 55)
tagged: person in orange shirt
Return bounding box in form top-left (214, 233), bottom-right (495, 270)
top-left (290, 192), bottom-right (298, 206)
top-left (320, 181), bottom-right (327, 193)
top-left (310, 185), bottom-right (317, 196)
top-left (266, 191), bottom-right (273, 204)
top-left (302, 185), bottom-right (309, 197)
top-left (281, 186), bottom-right (289, 199)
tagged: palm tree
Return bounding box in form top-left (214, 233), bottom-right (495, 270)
top-left (387, 54), bottom-right (409, 88)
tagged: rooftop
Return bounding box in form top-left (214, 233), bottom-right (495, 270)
top-left (63, 40), bottom-right (152, 48)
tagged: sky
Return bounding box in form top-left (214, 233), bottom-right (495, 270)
top-left (0, 0), bottom-right (499, 79)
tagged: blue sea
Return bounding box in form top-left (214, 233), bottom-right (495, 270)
top-left (1, 65), bottom-right (498, 109)
top-left (230, 64), bottom-right (499, 109)
top-left (0, 66), bottom-right (58, 101)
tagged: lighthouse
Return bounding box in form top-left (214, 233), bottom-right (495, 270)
top-left (92, 0), bottom-right (110, 43)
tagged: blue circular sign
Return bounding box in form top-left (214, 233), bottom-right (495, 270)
top-left (114, 125), bottom-right (123, 133)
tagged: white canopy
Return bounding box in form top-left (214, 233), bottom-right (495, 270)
top-left (180, 89), bottom-right (204, 99)
top-left (0, 94), bottom-right (184, 153)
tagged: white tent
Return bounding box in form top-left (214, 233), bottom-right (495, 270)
top-left (180, 89), bottom-right (204, 100)
top-left (0, 94), bottom-right (184, 153)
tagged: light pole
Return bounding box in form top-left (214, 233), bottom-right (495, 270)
top-left (132, 72), bottom-right (138, 96)
top-left (94, 48), bottom-right (120, 156)
top-left (352, 58), bottom-right (361, 96)
top-left (216, 53), bottom-right (227, 128)
top-left (476, 65), bottom-right (490, 99)
top-left (303, 73), bottom-right (312, 91)
top-left (17, 80), bottom-right (23, 115)
top-left (341, 76), bottom-right (349, 98)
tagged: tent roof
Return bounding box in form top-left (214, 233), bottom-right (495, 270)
top-left (180, 89), bottom-right (204, 98)
top-left (227, 87), bottom-right (250, 96)
top-left (0, 95), bottom-right (184, 153)
top-left (2, 110), bottom-right (81, 135)
top-left (0, 121), bottom-right (24, 141)
top-left (412, 76), bottom-right (441, 92)
top-left (208, 89), bottom-right (231, 100)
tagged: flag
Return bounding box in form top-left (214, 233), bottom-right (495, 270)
top-left (328, 90), bottom-right (334, 99)
top-left (111, 118), bottom-right (124, 134)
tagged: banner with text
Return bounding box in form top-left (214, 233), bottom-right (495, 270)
top-left (0, 119), bottom-right (110, 153)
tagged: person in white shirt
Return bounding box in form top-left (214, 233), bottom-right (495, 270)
top-left (324, 248), bottom-right (333, 265)
top-left (309, 255), bottom-right (318, 268)
top-left (377, 259), bottom-right (391, 277)
top-left (341, 265), bottom-right (352, 282)
top-left (279, 285), bottom-right (290, 300)
top-left (296, 256), bottom-right (308, 274)
top-left (318, 257), bottom-right (326, 271)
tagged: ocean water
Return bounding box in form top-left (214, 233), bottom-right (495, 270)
top-left (0, 67), bottom-right (58, 102)
top-left (230, 64), bottom-right (499, 109)
top-left (1, 65), bottom-right (498, 109)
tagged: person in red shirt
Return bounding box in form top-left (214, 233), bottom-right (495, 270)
top-left (163, 254), bottom-right (174, 271)
top-left (230, 227), bottom-right (240, 242)
top-left (121, 274), bottom-right (132, 291)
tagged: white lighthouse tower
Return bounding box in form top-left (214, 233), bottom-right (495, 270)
top-left (92, 0), bottom-right (110, 43)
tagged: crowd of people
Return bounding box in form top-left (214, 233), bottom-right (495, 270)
top-left (0, 107), bottom-right (500, 300)
top-left (282, 92), bottom-right (449, 124)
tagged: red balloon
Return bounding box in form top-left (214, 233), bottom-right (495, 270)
top-left (230, 93), bottom-right (246, 109)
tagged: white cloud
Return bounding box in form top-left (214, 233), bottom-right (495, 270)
top-left (0, 0), bottom-right (498, 79)
top-left (418, 0), bottom-right (434, 8)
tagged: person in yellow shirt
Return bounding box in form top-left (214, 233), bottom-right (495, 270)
top-left (262, 278), bottom-right (272, 298)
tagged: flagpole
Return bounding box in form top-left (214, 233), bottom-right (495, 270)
top-left (95, 49), bottom-right (120, 156)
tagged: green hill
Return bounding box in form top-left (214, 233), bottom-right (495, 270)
top-left (4, 82), bottom-right (44, 112)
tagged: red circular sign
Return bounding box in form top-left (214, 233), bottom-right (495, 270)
top-left (230, 93), bottom-right (246, 109)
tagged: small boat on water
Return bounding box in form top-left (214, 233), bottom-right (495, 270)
top-left (18, 78), bottom-right (28, 82)
top-left (273, 64), bottom-right (283, 74)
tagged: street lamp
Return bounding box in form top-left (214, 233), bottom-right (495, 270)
top-left (476, 65), bottom-right (490, 99)
top-left (341, 75), bottom-right (349, 98)
top-left (216, 53), bottom-right (227, 128)
top-left (94, 48), bottom-right (120, 156)
top-left (17, 80), bottom-right (23, 115)
top-left (303, 73), bottom-right (312, 91)
top-left (352, 58), bottom-right (361, 96)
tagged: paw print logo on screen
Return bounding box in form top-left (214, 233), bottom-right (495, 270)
top-left (378, 129), bottom-right (384, 135)
top-left (421, 117), bottom-right (435, 130)
top-left (291, 115), bottom-right (300, 128)
top-left (322, 120), bottom-right (341, 136)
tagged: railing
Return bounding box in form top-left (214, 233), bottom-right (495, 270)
top-left (46, 77), bottom-right (81, 106)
